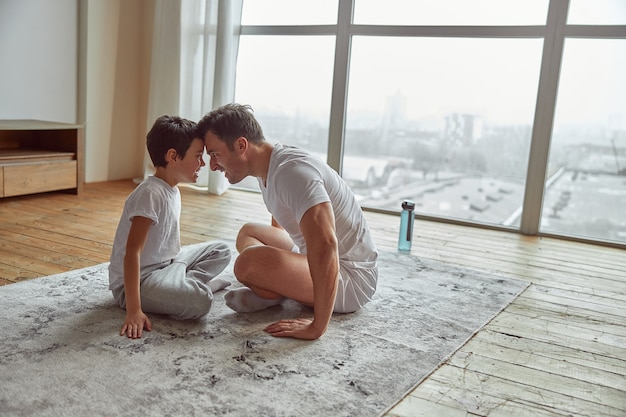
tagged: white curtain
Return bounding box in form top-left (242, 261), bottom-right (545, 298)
top-left (142, 0), bottom-right (182, 180)
top-left (144, 0), bottom-right (243, 195)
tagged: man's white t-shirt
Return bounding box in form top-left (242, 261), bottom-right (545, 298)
top-left (258, 144), bottom-right (378, 265)
top-left (108, 176), bottom-right (181, 293)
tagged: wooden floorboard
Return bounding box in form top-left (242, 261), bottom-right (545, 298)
top-left (1, 179), bottom-right (624, 417)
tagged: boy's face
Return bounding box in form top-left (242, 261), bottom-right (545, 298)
top-left (204, 131), bottom-right (247, 184)
top-left (176, 138), bottom-right (206, 183)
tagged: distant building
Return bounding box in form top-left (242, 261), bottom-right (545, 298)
top-left (445, 113), bottom-right (483, 146)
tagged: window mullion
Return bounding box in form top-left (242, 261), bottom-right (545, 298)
top-left (520, 0), bottom-right (569, 235)
top-left (327, 0), bottom-right (354, 174)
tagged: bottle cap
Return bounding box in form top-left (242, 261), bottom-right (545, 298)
top-left (402, 200), bottom-right (415, 210)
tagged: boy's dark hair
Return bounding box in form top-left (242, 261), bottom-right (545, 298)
top-left (196, 103), bottom-right (265, 150)
top-left (147, 115), bottom-right (198, 167)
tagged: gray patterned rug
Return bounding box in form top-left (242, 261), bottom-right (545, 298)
top-left (0, 245), bottom-right (528, 417)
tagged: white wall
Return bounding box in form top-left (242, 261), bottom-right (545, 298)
top-left (0, 0), bottom-right (154, 183)
top-left (78, 0), bottom-right (153, 183)
top-left (0, 0), bottom-right (77, 123)
top-left (82, 0), bottom-right (119, 182)
top-left (81, 0), bottom-right (152, 183)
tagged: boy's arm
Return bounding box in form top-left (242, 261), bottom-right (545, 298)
top-left (121, 216), bottom-right (153, 339)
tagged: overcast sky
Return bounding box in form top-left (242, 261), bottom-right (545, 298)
top-left (236, 1), bottom-right (626, 129)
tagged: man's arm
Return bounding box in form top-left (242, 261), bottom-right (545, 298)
top-left (121, 216), bottom-right (153, 339)
top-left (271, 216), bottom-right (281, 228)
top-left (303, 202), bottom-right (339, 338)
top-left (265, 202), bottom-right (339, 339)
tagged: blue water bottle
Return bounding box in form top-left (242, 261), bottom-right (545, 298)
top-left (398, 200), bottom-right (415, 251)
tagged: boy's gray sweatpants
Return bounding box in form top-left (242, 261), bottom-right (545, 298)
top-left (113, 241), bottom-right (231, 320)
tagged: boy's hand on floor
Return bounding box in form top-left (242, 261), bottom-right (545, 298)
top-left (120, 311), bottom-right (152, 339)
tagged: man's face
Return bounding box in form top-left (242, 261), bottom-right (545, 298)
top-left (203, 131), bottom-right (247, 184)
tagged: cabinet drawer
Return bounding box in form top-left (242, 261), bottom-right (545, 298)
top-left (3, 161), bottom-right (77, 197)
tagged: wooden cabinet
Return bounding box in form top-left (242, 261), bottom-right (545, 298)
top-left (0, 120), bottom-right (84, 198)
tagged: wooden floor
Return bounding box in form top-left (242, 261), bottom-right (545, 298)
top-left (1, 180), bottom-right (624, 416)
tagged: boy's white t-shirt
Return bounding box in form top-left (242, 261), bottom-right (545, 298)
top-left (108, 176), bottom-right (181, 293)
top-left (258, 144), bottom-right (377, 264)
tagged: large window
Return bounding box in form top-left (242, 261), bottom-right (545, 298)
top-left (241, 0), bottom-right (338, 25)
top-left (353, 0), bottom-right (548, 25)
top-left (541, 39), bottom-right (626, 243)
top-left (235, 36), bottom-right (334, 156)
top-left (231, 0), bottom-right (626, 246)
top-left (567, 0), bottom-right (626, 25)
top-left (233, 35), bottom-right (335, 189)
top-left (344, 37), bottom-right (541, 225)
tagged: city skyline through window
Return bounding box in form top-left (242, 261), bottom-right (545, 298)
top-left (228, 0), bottom-right (626, 246)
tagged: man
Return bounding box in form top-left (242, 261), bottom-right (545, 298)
top-left (197, 104), bottom-right (378, 340)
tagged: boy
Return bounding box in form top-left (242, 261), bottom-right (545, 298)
top-left (109, 115), bottom-right (231, 339)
